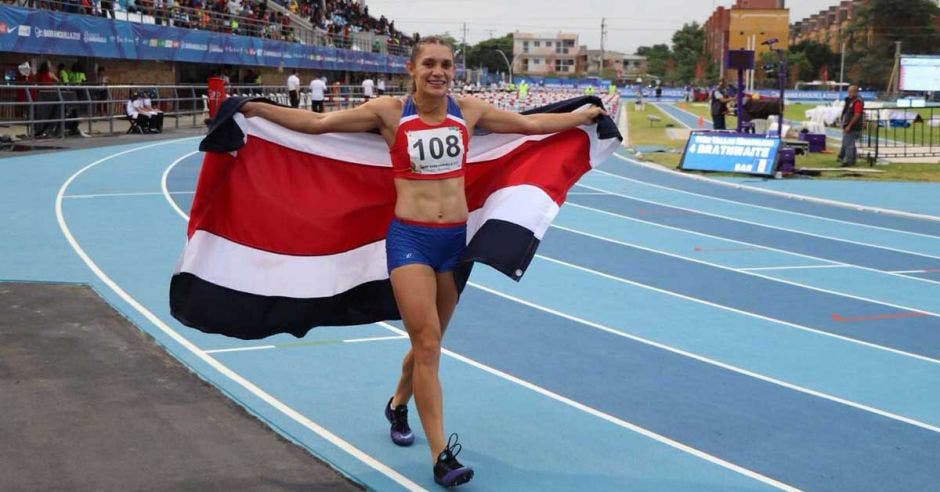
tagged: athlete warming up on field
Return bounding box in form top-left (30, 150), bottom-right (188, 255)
top-left (240, 36), bottom-right (604, 487)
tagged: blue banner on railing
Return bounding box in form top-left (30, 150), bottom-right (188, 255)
top-left (679, 131), bottom-right (781, 176)
top-left (0, 5), bottom-right (409, 72)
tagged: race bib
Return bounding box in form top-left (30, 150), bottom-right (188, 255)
top-left (405, 126), bottom-right (464, 175)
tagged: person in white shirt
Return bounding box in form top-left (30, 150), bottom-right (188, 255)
top-left (140, 90), bottom-right (164, 132)
top-left (377, 77), bottom-right (386, 96)
top-left (125, 91), bottom-right (153, 133)
top-left (287, 69), bottom-right (301, 108)
top-left (309, 76), bottom-right (327, 113)
top-left (361, 76), bottom-right (375, 100)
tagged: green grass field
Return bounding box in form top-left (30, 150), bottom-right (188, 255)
top-left (622, 101), bottom-right (940, 181)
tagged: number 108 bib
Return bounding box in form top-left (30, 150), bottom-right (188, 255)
top-left (406, 126), bottom-right (465, 175)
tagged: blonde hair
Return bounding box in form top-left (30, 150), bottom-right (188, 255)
top-left (407, 36), bottom-right (455, 94)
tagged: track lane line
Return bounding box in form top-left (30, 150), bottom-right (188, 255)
top-left (572, 181), bottom-right (940, 286)
top-left (60, 141), bottom-right (424, 491)
top-left (165, 150), bottom-right (799, 491)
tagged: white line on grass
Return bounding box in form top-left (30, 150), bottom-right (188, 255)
top-left (60, 141), bottom-right (425, 492)
top-left (607, 125), bottom-right (940, 224)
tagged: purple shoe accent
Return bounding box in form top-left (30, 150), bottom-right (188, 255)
top-left (384, 397), bottom-right (414, 447)
top-left (433, 433), bottom-right (473, 487)
top-left (435, 466), bottom-right (474, 487)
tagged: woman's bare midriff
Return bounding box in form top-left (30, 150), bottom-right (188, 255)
top-left (393, 177), bottom-right (468, 223)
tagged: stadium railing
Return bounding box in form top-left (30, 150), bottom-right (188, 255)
top-left (0, 83), bottom-right (406, 141)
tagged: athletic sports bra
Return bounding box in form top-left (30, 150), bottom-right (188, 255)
top-left (390, 95), bottom-right (469, 180)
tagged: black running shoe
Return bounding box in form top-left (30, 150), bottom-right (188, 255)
top-left (384, 397), bottom-right (415, 446)
top-left (434, 433), bottom-right (474, 487)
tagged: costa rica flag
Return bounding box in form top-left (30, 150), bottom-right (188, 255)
top-left (170, 96), bottom-right (621, 339)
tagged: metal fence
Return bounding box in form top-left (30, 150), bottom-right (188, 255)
top-left (0, 83), bottom-right (405, 141)
top-left (859, 106), bottom-right (940, 161)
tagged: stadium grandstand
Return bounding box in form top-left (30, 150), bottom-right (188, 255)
top-left (0, 0), bottom-right (429, 141)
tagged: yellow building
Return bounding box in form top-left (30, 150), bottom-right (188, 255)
top-left (727, 8), bottom-right (789, 80)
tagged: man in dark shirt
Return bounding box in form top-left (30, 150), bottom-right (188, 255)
top-left (838, 85), bottom-right (864, 167)
top-left (710, 80), bottom-right (732, 130)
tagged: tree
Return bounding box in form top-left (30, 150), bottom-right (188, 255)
top-left (842, 0), bottom-right (940, 89)
top-left (466, 35), bottom-right (513, 74)
top-left (671, 22), bottom-right (707, 85)
top-left (789, 40), bottom-right (838, 81)
top-left (636, 44), bottom-right (672, 81)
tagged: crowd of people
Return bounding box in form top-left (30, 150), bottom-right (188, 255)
top-left (12, 0), bottom-right (417, 54)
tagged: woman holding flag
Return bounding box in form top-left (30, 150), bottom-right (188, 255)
top-left (239, 36), bottom-right (604, 487)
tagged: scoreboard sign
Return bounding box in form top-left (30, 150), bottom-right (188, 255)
top-left (679, 132), bottom-right (782, 176)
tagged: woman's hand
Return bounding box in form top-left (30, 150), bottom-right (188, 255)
top-left (579, 106), bottom-right (607, 125)
top-left (240, 101), bottom-right (261, 118)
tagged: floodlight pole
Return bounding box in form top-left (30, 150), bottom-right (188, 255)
top-left (838, 39), bottom-right (847, 101)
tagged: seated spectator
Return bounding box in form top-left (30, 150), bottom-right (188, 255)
top-left (126, 91), bottom-right (154, 133)
top-left (138, 89), bottom-right (164, 132)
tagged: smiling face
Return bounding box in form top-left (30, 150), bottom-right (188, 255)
top-left (407, 42), bottom-right (455, 98)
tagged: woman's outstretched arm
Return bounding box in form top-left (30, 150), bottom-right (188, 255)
top-left (240, 98), bottom-right (387, 134)
top-left (462, 96), bottom-right (606, 135)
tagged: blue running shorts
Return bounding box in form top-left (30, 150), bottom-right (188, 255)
top-left (386, 218), bottom-right (467, 273)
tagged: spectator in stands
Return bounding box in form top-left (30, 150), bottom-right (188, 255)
top-left (70, 63), bottom-right (86, 85)
top-left (309, 76), bottom-right (326, 113)
top-left (37, 61), bottom-right (58, 84)
top-left (710, 79), bottom-right (732, 130)
top-left (126, 90), bottom-right (154, 133)
top-left (140, 89), bottom-right (165, 132)
top-left (100, 0), bottom-right (114, 18)
top-left (361, 75), bottom-right (374, 99)
top-left (287, 69), bottom-right (300, 108)
top-left (838, 84), bottom-right (864, 167)
top-left (57, 63), bottom-right (70, 84)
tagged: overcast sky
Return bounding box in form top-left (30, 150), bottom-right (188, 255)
top-left (365, 0), bottom-right (850, 54)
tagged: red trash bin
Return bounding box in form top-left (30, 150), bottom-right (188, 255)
top-left (207, 76), bottom-right (227, 119)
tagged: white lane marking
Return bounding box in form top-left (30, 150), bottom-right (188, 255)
top-left (64, 191), bottom-right (195, 199)
top-left (567, 192), bottom-right (610, 195)
top-left (205, 345), bottom-right (277, 354)
top-left (740, 265), bottom-right (850, 272)
top-left (530, 249), bottom-right (939, 366)
top-left (343, 335), bottom-right (408, 343)
top-left (374, 321), bottom-right (799, 491)
top-left (161, 151), bottom-right (200, 220)
top-left (602, 157), bottom-right (940, 242)
top-left (60, 141), bottom-right (424, 492)
top-left (551, 222), bottom-right (940, 320)
top-left (890, 269), bottom-right (940, 274)
top-left (166, 161), bottom-right (797, 492)
top-left (563, 199), bottom-right (940, 288)
top-left (573, 181), bottom-right (940, 287)
top-left (205, 335), bottom-right (408, 354)
top-left (471, 265), bottom-right (940, 436)
top-left (609, 123), bottom-right (940, 225)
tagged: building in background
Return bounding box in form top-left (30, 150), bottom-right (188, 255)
top-left (790, 1), bottom-right (865, 52)
top-left (511, 32), bottom-right (578, 76)
top-left (704, 0), bottom-right (789, 80)
top-left (579, 49), bottom-right (625, 77)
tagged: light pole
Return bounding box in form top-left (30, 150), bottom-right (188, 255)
top-left (838, 39), bottom-right (847, 101)
top-left (494, 50), bottom-right (522, 84)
